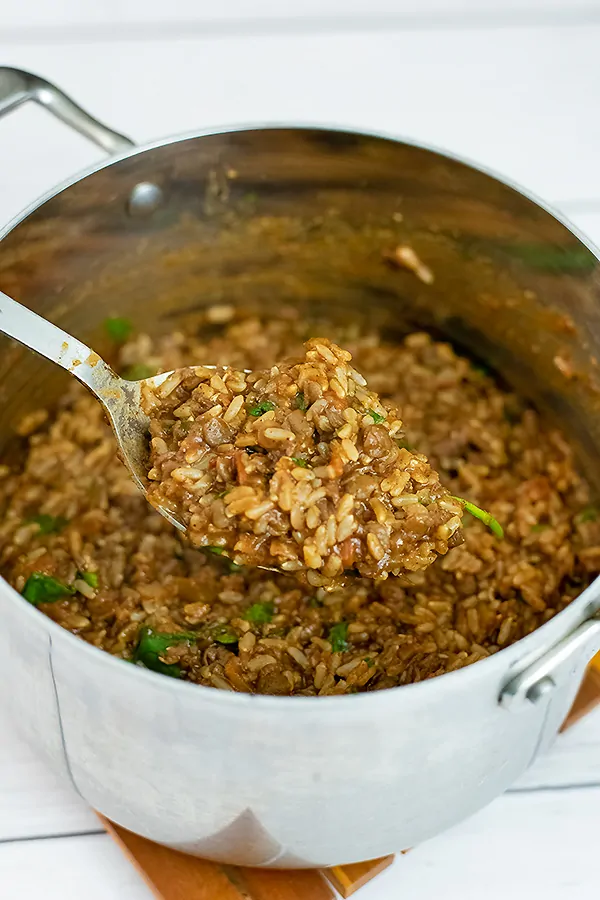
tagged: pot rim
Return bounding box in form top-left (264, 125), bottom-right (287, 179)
top-left (2, 120), bottom-right (600, 710)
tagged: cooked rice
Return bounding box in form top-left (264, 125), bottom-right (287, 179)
top-left (0, 307), bottom-right (599, 695)
top-left (142, 338), bottom-right (463, 586)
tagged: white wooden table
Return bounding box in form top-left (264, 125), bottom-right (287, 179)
top-left (2, 1), bottom-right (600, 896)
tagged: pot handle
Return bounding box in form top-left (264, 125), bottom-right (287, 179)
top-left (499, 611), bottom-right (600, 710)
top-left (0, 67), bottom-right (135, 155)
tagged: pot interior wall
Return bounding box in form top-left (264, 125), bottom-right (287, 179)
top-left (1, 128), bottom-right (600, 487)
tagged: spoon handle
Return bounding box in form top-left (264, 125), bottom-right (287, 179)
top-left (0, 290), bottom-right (117, 396)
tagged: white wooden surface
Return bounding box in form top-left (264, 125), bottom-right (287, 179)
top-left (2, 2), bottom-right (600, 897)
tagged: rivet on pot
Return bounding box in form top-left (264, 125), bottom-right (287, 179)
top-left (525, 675), bottom-right (555, 704)
top-left (127, 182), bottom-right (164, 217)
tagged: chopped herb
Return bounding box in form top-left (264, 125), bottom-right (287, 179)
top-left (498, 243), bottom-right (596, 274)
top-left (202, 545), bottom-right (241, 571)
top-left (328, 621), bottom-right (349, 653)
top-left (577, 505), bottom-right (599, 523)
top-left (104, 316), bottom-right (133, 343)
top-left (365, 657), bottom-right (375, 668)
top-left (531, 524), bottom-right (548, 534)
top-left (367, 409), bottom-right (385, 424)
top-left (26, 514), bottom-right (68, 535)
top-left (212, 625), bottom-right (239, 645)
top-left (471, 361), bottom-right (493, 377)
top-left (81, 571), bottom-right (99, 588)
top-left (22, 573), bottom-right (75, 606)
top-left (295, 392), bottom-right (308, 412)
top-left (244, 601), bottom-right (275, 624)
top-left (291, 457), bottom-right (309, 468)
top-left (452, 496), bottom-right (504, 539)
top-left (308, 596), bottom-right (323, 608)
top-left (248, 400), bottom-right (276, 417)
top-left (134, 627), bottom-right (196, 678)
top-left (122, 363), bottom-right (156, 381)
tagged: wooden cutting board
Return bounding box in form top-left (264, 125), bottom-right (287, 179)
top-left (99, 651), bottom-right (600, 899)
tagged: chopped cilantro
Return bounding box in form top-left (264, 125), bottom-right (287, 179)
top-left (367, 409), bottom-right (385, 424)
top-left (365, 657), bottom-right (375, 668)
top-left (291, 457), bottom-right (309, 468)
top-left (453, 496), bottom-right (504, 539)
top-left (328, 621), bottom-right (349, 653)
top-left (248, 400), bottom-right (276, 417)
top-left (578, 505), bottom-right (599, 523)
top-left (104, 317), bottom-right (133, 343)
top-left (212, 625), bottom-right (239, 645)
top-left (295, 392), bottom-right (308, 412)
top-left (133, 627), bottom-right (196, 677)
top-left (81, 571), bottom-right (99, 588)
top-left (22, 573), bottom-right (75, 606)
top-left (244, 601), bottom-right (275, 624)
top-left (203, 545), bottom-right (241, 572)
top-left (471, 360), bottom-right (493, 377)
top-left (498, 243), bottom-right (596, 274)
top-left (122, 363), bottom-right (156, 381)
top-left (26, 514), bottom-right (68, 535)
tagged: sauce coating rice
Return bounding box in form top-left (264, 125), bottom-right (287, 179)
top-left (143, 338), bottom-right (464, 586)
top-left (1, 307), bottom-right (599, 695)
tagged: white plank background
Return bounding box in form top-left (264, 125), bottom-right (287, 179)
top-left (2, 2), bottom-right (600, 897)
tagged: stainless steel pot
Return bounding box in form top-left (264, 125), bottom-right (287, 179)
top-left (1, 66), bottom-right (600, 869)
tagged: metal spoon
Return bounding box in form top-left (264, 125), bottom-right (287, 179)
top-left (0, 290), bottom-right (188, 531)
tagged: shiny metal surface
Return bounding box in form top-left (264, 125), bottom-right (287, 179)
top-left (0, 67), bottom-right (134, 155)
top-left (1, 68), bottom-right (600, 867)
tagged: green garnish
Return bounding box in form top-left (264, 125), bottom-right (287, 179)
top-left (212, 625), bottom-right (239, 645)
top-left (577, 505), bottom-right (599, 523)
top-left (291, 457), bottom-right (309, 468)
top-left (471, 361), bottom-right (493, 377)
top-left (26, 514), bottom-right (68, 535)
top-left (122, 363), bottom-right (156, 381)
top-left (328, 621), bottom-right (349, 653)
top-left (203, 545), bottom-right (241, 572)
top-left (367, 409), bottom-right (385, 424)
top-left (244, 601), bottom-right (275, 624)
top-left (365, 657), bottom-right (375, 668)
top-left (22, 573), bottom-right (75, 606)
top-left (295, 392), bottom-right (308, 412)
top-left (248, 400), bottom-right (276, 417)
top-left (81, 571), bottom-right (99, 588)
top-left (104, 317), bottom-right (133, 343)
top-left (133, 627), bottom-right (196, 678)
top-left (498, 243), bottom-right (596, 274)
top-left (452, 497), bottom-right (504, 539)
